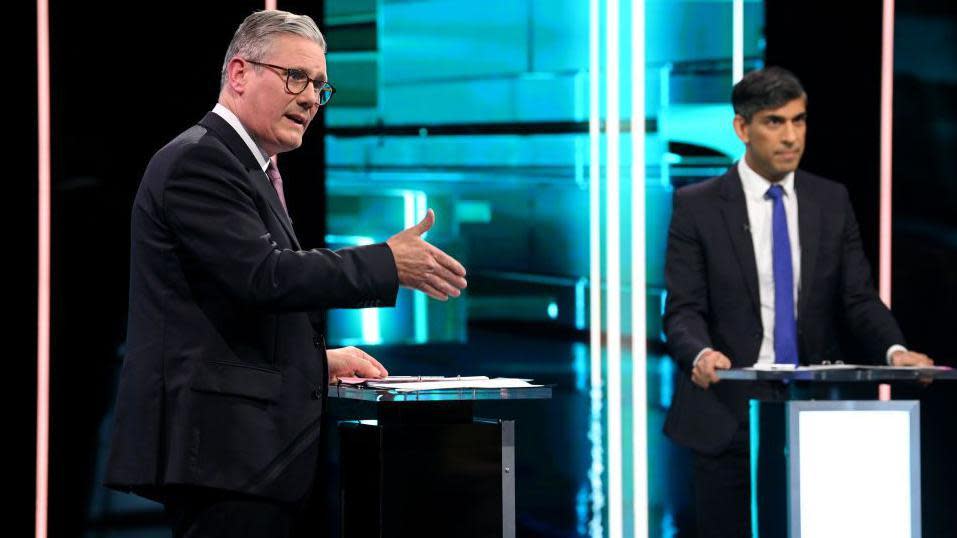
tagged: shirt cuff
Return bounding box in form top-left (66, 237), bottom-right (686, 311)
top-left (692, 347), bottom-right (713, 368)
top-left (886, 344), bottom-right (908, 365)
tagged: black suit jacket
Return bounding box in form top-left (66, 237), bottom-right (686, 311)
top-left (662, 166), bottom-right (904, 454)
top-left (105, 112), bottom-right (398, 502)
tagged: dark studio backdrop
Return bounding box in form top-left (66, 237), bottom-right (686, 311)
top-left (766, 3), bottom-right (957, 535)
top-left (17, 0), bottom-right (956, 536)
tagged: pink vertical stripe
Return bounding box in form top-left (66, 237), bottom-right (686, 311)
top-left (878, 383), bottom-right (892, 401)
top-left (265, 0), bottom-right (277, 10)
top-left (879, 0), bottom-right (895, 306)
top-left (36, 0), bottom-right (51, 537)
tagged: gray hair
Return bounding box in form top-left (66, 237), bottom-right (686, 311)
top-left (220, 10), bottom-right (326, 89)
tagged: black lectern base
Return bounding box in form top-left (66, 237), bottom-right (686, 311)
top-left (339, 416), bottom-right (515, 538)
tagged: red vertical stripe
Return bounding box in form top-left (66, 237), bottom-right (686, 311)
top-left (879, 0), bottom-right (895, 306)
top-left (36, 0), bottom-right (51, 536)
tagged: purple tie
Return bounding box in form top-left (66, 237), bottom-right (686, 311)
top-left (266, 161), bottom-right (288, 214)
top-left (766, 184), bottom-right (799, 365)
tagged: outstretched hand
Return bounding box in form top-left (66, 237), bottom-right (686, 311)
top-left (386, 209), bottom-right (467, 301)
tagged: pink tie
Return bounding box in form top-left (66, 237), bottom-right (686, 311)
top-left (266, 161), bottom-right (288, 214)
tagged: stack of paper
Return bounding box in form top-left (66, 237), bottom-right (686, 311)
top-left (337, 375), bottom-right (542, 392)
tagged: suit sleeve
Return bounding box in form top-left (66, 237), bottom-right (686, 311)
top-left (663, 191), bottom-right (713, 372)
top-left (163, 144), bottom-right (399, 312)
top-left (837, 187), bottom-right (905, 361)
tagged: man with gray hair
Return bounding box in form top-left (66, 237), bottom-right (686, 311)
top-left (105, 10), bottom-right (467, 537)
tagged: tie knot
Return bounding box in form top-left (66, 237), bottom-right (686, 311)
top-left (765, 184), bottom-right (784, 201)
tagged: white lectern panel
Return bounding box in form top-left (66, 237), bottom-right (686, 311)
top-left (789, 401), bottom-right (920, 538)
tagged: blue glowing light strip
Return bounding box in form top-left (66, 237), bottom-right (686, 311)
top-left (404, 191), bottom-right (429, 343)
top-left (325, 234), bottom-right (375, 246)
top-left (576, 277), bottom-right (587, 330)
top-left (732, 0), bottom-right (744, 83)
top-left (606, 0), bottom-right (623, 536)
top-left (750, 402), bottom-right (760, 537)
top-left (588, 0), bottom-right (605, 535)
top-left (631, 1), bottom-right (648, 535)
top-left (414, 192), bottom-right (428, 342)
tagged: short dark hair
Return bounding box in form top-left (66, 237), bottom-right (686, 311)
top-left (732, 66), bottom-right (806, 121)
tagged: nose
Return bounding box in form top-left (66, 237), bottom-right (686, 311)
top-left (297, 81), bottom-right (320, 109)
top-left (781, 121), bottom-right (797, 144)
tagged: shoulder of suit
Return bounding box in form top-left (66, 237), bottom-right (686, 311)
top-left (140, 122), bottom-right (247, 193)
top-left (147, 122), bottom-right (234, 170)
top-left (674, 174), bottom-right (723, 200)
top-left (795, 169), bottom-right (849, 199)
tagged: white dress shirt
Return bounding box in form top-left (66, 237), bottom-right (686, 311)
top-left (212, 103), bottom-right (271, 173)
top-left (693, 159), bottom-right (904, 367)
top-left (738, 157), bottom-right (801, 366)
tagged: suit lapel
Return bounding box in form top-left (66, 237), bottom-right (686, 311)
top-left (718, 167), bottom-right (761, 320)
top-left (251, 166), bottom-right (301, 250)
top-left (199, 112), bottom-right (301, 250)
top-left (795, 171), bottom-right (820, 321)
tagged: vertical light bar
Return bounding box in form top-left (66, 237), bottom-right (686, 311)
top-left (414, 193), bottom-right (428, 234)
top-left (265, 0), bottom-right (277, 10)
top-left (630, 0), bottom-right (648, 536)
top-left (658, 65), bottom-right (672, 188)
top-left (338, 238), bottom-right (383, 345)
top-left (587, 0), bottom-right (605, 534)
top-left (879, 0), bottom-right (894, 306)
top-left (575, 71), bottom-right (588, 191)
top-left (403, 192), bottom-right (430, 342)
top-left (36, 0), bottom-right (51, 537)
top-left (576, 277), bottom-right (587, 330)
top-left (360, 308), bottom-right (382, 344)
top-left (606, 0), bottom-right (623, 536)
top-left (414, 193), bottom-right (429, 342)
top-left (732, 0), bottom-right (744, 83)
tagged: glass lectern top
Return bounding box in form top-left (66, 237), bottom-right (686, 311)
top-left (330, 384), bottom-right (553, 402)
top-left (717, 365), bottom-right (955, 382)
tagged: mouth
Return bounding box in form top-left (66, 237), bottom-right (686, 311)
top-left (284, 113), bottom-right (307, 128)
top-left (776, 150), bottom-right (800, 159)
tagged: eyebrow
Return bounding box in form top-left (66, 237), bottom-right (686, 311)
top-left (290, 66), bottom-right (327, 83)
top-left (764, 112), bottom-right (807, 122)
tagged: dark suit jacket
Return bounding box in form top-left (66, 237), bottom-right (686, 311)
top-left (663, 165), bottom-right (904, 455)
top-left (105, 112), bottom-right (398, 502)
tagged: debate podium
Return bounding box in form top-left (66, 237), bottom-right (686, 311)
top-left (328, 385), bottom-right (551, 538)
top-left (716, 366), bottom-right (957, 538)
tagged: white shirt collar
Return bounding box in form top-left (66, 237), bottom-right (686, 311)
top-left (211, 103), bottom-right (271, 172)
top-left (737, 155), bottom-right (795, 202)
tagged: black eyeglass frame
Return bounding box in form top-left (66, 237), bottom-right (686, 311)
top-left (245, 59), bottom-right (336, 106)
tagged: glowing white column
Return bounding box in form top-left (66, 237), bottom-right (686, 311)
top-left (631, 0), bottom-right (648, 535)
top-left (732, 0), bottom-right (744, 83)
top-left (605, 0), bottom-right (623, 536)
top-left (587, 0), bottom-right (605, 534)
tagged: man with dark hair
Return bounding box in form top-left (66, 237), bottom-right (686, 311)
top-left (662, 66), bottom-right (932, 537)
top-left (105, 10), bottom-right (467, 538)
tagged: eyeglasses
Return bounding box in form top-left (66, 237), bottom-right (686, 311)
top-left (245, 59), bottom-right (336, 106)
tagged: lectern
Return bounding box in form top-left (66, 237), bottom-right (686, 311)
top-left (717, 367), bottom-right (957, 538)
top-left (329, 385), bottom-right (551, 538)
